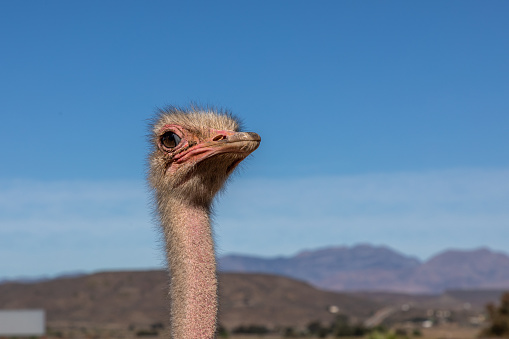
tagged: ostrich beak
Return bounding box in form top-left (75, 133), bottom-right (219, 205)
top-left (174, 131), bottom-right (261, 165)
top-left (226, 132), bottom-right (261, 143)
top-left (216, 132), bottom-right (261, 152)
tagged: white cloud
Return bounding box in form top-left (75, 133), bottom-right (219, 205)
top-left (1, 168), bottom-right (508, 279)
top-left (214, 168), bottom-right (509, 258)
top-left (0, 180), bottom-right (161, 278)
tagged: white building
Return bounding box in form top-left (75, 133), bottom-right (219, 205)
top-left (0, 310), bottom-right (45, 336)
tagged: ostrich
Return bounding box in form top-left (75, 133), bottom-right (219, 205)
top-left (148, 106), bottom-right (261, 339)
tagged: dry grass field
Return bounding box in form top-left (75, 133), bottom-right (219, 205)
top-left (224, 324), bottom-right (480, 339)
top-left (42, 323), bottom-right (481, 339)
top-left (420, 326), bottom-right (478, 339)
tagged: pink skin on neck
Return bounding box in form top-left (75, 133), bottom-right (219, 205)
top-left (166, 201), bottom-right (217, 339)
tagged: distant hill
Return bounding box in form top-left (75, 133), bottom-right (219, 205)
top-left (410, 248), bottom-right (509, 292)
top-left (0, 271), bottom-right (380, 331)
top-left (0, 270), bottom-right (505, 334)
top-left (218, 245), bottom-right (509, 293)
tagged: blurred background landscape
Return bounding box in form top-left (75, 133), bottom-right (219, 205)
top-left (1, 1), bottom-right (508, 338)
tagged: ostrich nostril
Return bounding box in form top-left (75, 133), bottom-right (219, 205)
top-left (212, 135), bottom-right (226, 141)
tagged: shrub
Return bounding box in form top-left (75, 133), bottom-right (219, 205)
top-left (232, 324), bottom-right (270, 335)
top-left (481, 292), bottom-right (509, 338)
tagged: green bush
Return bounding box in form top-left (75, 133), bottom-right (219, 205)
top-left (217, 323), bottom-right (229, 338)
top-left (332, 314), bottom-right (367, 337)
top-left (307, 320), bottom-right (329, 337)
top-left (232, 324), bottom-right (270, 335)
top-left (367, 330), bottom-right (398, 339)
top-left (135, 329), bottom-right (158, 336)
top-left (283, 326), bottom-right (298, 337)
top-left (481, 292), bottom-right (509, 338)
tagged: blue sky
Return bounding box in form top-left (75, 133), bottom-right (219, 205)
top-left (1, 1), bottom-right (508, 279)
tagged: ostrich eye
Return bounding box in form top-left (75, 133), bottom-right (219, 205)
top-left (161, 132), bottom-right (181, 149)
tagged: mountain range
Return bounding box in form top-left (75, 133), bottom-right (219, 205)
top-left (218, 245), bottom-right (509, 293)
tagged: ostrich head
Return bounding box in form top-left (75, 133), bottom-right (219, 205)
top-left (149, 106), bottom-right (260, 207)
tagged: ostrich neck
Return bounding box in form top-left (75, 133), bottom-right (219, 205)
top-left (162, 198), bottom-right (217, 339)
